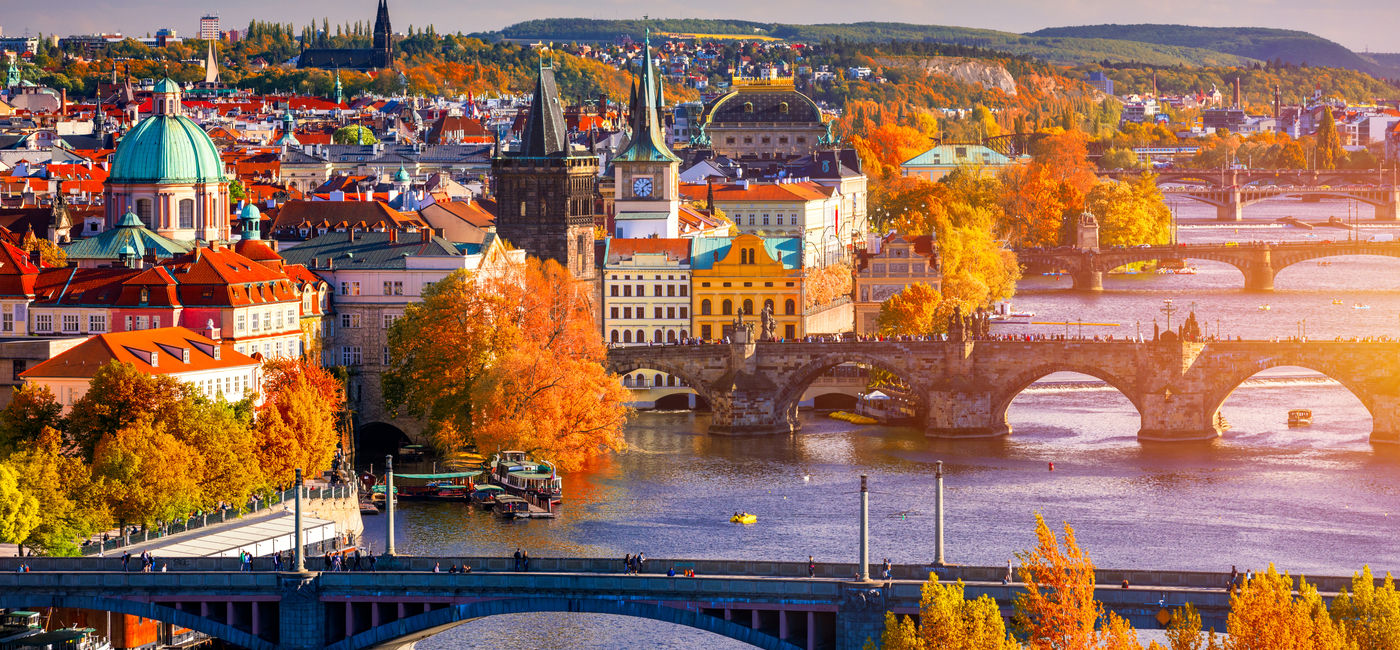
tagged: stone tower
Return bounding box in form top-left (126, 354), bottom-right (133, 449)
top-left (611, 32), bottom-right (682, 239)
top-left (1072, 212), bottom-right (1100, 251)
top-left (491, 62), bottom-right (600, 281)
top-left (371, 0), bottom-right (393, 69)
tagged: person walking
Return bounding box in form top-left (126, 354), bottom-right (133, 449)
top-left (122, 552), bottom-right (130, 572)
top-left (272, 553), bottom-right (282, 572)
top-left (353, 549), bottom-right (363, 571)
top-left (522, 550), bottom-right (530, 572)
top-left (513, 548), bottom-right (523, 572)
top-left (623, 554), bottom-right (632, 574)
top-left (881, 559), bottom-right (891, 582)
top-left (368, 554), bottom-right (377, 572)
top-left (636, 552), bottom-right (646, 574)
top-left (808, 556), bottom-right (816, 578)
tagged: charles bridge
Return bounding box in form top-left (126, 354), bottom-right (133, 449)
top-left (1098, 168), bottom-right (1400, 221)
top-left (606, 337), bottom-right (1400, 443)
top-left (1016, 240), bottom-right (1400, 291)
top-left (0, 555), bottom-right (1369, 650)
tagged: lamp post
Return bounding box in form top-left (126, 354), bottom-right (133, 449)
top-left (858, 475), bottom-right (870, 581)
top-left (934, 461), bottom-right (946, 566)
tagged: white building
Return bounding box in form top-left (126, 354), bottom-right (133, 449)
top-left (602, 238), bottom-right (692, 346)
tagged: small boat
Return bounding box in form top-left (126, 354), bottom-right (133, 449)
top-left (470, 484), bottom-right (506, 507)
top-left (1288, 409), bottom-right (1313, 427)
top-left (491, 451), bottom-right (563, 503)
top-left (493, 495), bottom-right (530, 520)
top-left (828, 410), bottom-right (877, 425)
top-left (989, 302), bottom-right (1034, 324)
top-left (393, 471), bottom-right (481, 502)
top-left (1353, 304), bottom-right (1371, 310)
top-left (1173, 267), bottom-right (1197, 275)
top-left (1332, 298), bottom-right (1344, 305)
top-left (1257, 304), bottom-right (1271, 311)
top-left (730, 513), bottom-right (757, 524)
top-left (359, 501), bottom-right (380, 516)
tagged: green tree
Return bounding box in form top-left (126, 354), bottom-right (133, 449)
top-left (229, 179), bottom-right (247, 201)
top-left (1099, 147), bottom-right (1141, 171)
top-left (1314, 106), bottom-right (1343, 170)
top-left (332, 124), bottom-right (378, 144)
top-left (8, 427), bottom-right (103, 556)
top-left (0, 462), bottom-right (40, 545)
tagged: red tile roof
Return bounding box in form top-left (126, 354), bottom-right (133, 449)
top-left (679, 181), bottom-right (833, 203)
top-left (21, 327), bottom-right (258, 379)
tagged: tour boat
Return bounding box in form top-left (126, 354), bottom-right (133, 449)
top-left (990, 302), bottom-right (1035, 324)
top-left (1353, 304), bottom-right (1371, 310)
top-left (470, 484), bottom-right (506, 507)
top-left (392, 471), bottom-right (480, 503)
top-left (854, 390), bottom-right (916, 425)
top-left (730, 513), bottom-right (758, 524)
top-left (490, 451), bottom-right (563, 502)
top-left (493, 495), bottom-right (531, 520)
top-left (1287, 409), bottom-right (1313, 427)
top-left (1257, 304), bottom-right (1271, 311)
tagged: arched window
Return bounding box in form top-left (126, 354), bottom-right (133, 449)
top-left (653, 329), bottom-right (663, 343)
top-left (785, 299), bottom-right (796, 315)
top-left (178, 199), bottom-right (194, 229)
top-left (654, 373), bottom-right (663, 387)
top-left (610, 330), bottom-right (619, 343)
top-left (680, 329), bottom-right (688, 340)
top-left (764, 299), bottom-right (775, 314)
top-left (743, 102), bottom-right (754, 113)
top-left (778, 101), bottom-right (790, 114)
top-left (623, 375), bottom-right (632, 387)
top-left (667, 329), bottom-right (677, 343)
top-left (743, 299), bottom-right (753, 315)
top-left (722, 299), bottom-right (733, 315)
top-left (623, 330), bottom-right (632, 343)
top-left (135, 199), bottom-right (153, 228)
top-left (668, 375), bottom-right (677, 386)
top-left (635, 329), bottom-right (645, 343)
top-left (701, 299), bottom-right (712, 315)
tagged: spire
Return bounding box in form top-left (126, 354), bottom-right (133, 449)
top-left (334, 68), bottom-right (344, 106)
top-left (614, 31), bottom-right (679, 163)
top-left (203, 40), bottom-right (220, 85)
top-left (517, 60), bottom-right (568, 157)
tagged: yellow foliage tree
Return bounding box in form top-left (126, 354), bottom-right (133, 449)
top-left (1224, 564), bottom-right (1353, 650)
top-left (1084, 174), bottom-right (1173, 248)
top-left (91, 418), bottom-right (204, 528)
top-left (1330, 566), bottom-right (1400, 650)
top-left (1014, 513), bottom-right (1105, 650)
top-left (8, 426), bottom-right (103, 555)
top-left (21, 231), bottom-right (67, 268)
top-left (877, 282), bottom-right (942, 336)
top-left (0, 462), bottom-right (40, 545)
top-left (918, 576), bottom-right (1019, 650)
top-left (871, 611), bottom-right (924, 650)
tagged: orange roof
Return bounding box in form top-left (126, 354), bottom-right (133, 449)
top-left (21, 327), bottom-right (259, 380)
top-left (679, 181), bottom-right (833, 203)
top-left (423, 200), bottom-right (494, 228)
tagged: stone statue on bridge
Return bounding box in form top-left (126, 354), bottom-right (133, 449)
top-left (760, 303), bottom-right (776, 341)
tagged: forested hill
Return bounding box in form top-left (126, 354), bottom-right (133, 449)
top-left (1028, 24), bottom-right (1399, 78)
top-left (499, 19), bottom-right (1254, 67)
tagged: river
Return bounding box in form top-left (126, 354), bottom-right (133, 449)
top-left (371, 196), bottom-right (1400, 648)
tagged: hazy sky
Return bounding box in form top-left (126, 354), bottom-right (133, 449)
top-left (3, 0), bottom-right (1397, 53)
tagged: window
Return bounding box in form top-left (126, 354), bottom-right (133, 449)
top-left (700, 299), bottom-right (711, 316)
top-left (251, 312), bottom-right (260, 330)
top-left (135, 315), bottom-right (148, 330)
top-left (236, 314), bottom-right (246, 332)
top-left (743, 299), bottom-right (753, 315)
top-left (785, 324), bottom-right (796, 339)
top-left (275, 310), bottom-right (284, 329)
top-left (383, 281), bottom-right (403, 296)
top-left (152, 316), bottom-right (160, 328)
top-left (722, 300), bottom-right (733, 316)
top-left (610, 330), bottom-right (619, 343)
top-left (623, 330), bottom-right (632, 343)
top-left (382, 347), bottom-right (391, 365)
top-left (11, 360), bottom-right (24, 381)
top-left (61, 314), bottom-right (79, 332)
top-left (680, 285), bottom-right (688, 297)
top-left (667, 307), bottom-right (676, 319)
top-left (610, 285), bottom-right (619, 297)
top-left (341, 346), bottom-right (362, 365)
top-left (35, 314), bottom-right (52, 332)
top-left (654, 307), bottom-right (664, 319)
top-left (762, 215), bottom-right (770, 226)
top-left (610, 307), bottom-right (619, 320)
top-left (777, 216), bottom-right (784, 225)
top-left (785, 299), bottom-right (796, 315)
top-left (623, 285), bottom-right (632, 297)
top-left (701, 324), bottom-right (712, 339)
top-left (383, 314), bottom-right (399, 329)
top-left (679, 307), bottom-right (688, 319)
top-left (654, 284), bottom-right (662, 297)
top-left (667, 285), bottom-right (675, 297)
top-left (341, 313), bottom-right (361, 328)
top-left (635, 284), bottom-right (644, 296)
top-left (288, 308), bottom-right (297, 324)
top-left (135, 199), bottom-right (153, 227)
top-left (623, 307), bottom-right (632, 320)
top-left (2, 308), bottom-right (12, 332)
top-left (340, 281), bottom-right (361, 296)
top-left (124, 316), bottom-right (133, 331)
top-left (89, 314), bottom-right (106, 332)
top-left (178, 199), bottom-right (194, 229)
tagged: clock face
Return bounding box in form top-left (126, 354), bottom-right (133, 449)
top-left (632, 177), bottom-right (654, 198)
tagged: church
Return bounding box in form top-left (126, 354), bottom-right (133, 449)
top-left (297, 0), bottom-right (394, 70)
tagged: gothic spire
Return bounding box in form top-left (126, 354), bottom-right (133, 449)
top-left (518, 59), bottom-right (568, 157)
top-left (614, 30), bottom-right (679, 163)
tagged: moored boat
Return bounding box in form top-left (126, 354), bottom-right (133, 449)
top-left (493, 495), bottom-right (530, 519)
top-left (1288, 409), bottom-right (1313, 427)
top-left (470, 484), bottom-right (506, 507)
top-left (490, 451), bottom-right (562, 502)
top-left (393, 471), bottom-right (481, 503)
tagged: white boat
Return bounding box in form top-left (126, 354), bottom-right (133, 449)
top-left (990, 302), bottom-right (1035, 324)
top-left (1174, 267), bottom-right (1198, 275)
top-left (1353, 304), bottom-right (1371, 310)
top-left (1258, 304), bottom-right (1271, 311)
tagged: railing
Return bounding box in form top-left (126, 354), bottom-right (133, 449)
top-left (79, 483), bottom-right (355, 556)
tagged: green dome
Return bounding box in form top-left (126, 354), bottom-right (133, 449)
top-left (109, 115), bottom-right (227, 185)
top-left (152, 77), bottom-right (182, 93)
top-left (239, 202), bottom-right (261, 220)
top-left (394, 166), bottom-right (411, 182)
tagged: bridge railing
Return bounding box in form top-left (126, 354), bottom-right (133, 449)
top-left (78, 483), bottom-right (356, 556)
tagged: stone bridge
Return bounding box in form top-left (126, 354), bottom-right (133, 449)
top-left (606, 339), bottom-right (1400, 442)
top-left (1100, 167), bottom-right (1398, 189)
top-left (1097, 168), bottom-right (1400, 221)
top-left (1017, 241), bottom-right (1400, 291)
top-left (1, 556), bottom-right (1354, 650)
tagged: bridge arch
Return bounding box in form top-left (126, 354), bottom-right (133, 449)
top-left (326, 596), bottom-right (799, 650)
top-left (1203, 357), bottom-right (1378, 433)
top-left (992, 363), bottom-right (1143, 434)
top-left (355, 421), bottom-right (412, 462)
top-left (609, 358), bottom-right (717, 409)
top-left (773, 352), bottom-right (926, 423)
top-left (0, 593), bottom-right (274, 650)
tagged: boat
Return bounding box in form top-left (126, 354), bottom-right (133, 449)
top-left (358, 501), bottom-right (380, 516)
top-left (370, 484), bottom-right (398, 508)
top-left (1332, 298), bottom-right (1344, 305)
top-left (470, 484), bottom-right (506, 507)
top-left (730, 513), bottom-right (757, 524)
top-left (854, 390), bottom-right (916, 425)
top-left (490, 451), bottom-right (562, 503)
top-left (1257, 304), bottom-right (1271, 311)
top-left (1288, 409), bottom-right (1313, 427)
top-left (1353, 304), bottom-right (1371, 310)
top-left (392, 471), bottom-right (482, 503)
top-left (492, 495), bottom-right (530, 520)
top-left (1173, 267), bottom-right (1198, 275)
top-left (828, 410), bottom-right (877, 425)
top-left (989, 302), bottom-right (1035, 324)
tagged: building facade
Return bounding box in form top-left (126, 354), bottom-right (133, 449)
top-left (602, 239), bottom-right (692, 345)
top-left (690, 233), bottom-right (802, 341)
top-left (852, 234), bottom-right (940, 335)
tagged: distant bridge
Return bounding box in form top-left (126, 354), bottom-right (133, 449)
top-left (607, 338), bottom-right (1400, 441)
top-left (1098, 168), bottom-right (1400, 221)
top-left (1016, 240), bottom-right (1400, 291)
top-left (1, 555), bottom-right (1353, 650)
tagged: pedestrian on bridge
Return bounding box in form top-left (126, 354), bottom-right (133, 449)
top-left (522, 550), bottom-right (530, 572)
top-left (808, 556), bottom-right (816, 578)
top-left (623, 554), bottom-right (632, 574)
top-left (122, 552), bottom-right (130, 572)
top-left (353, 549), bottom-right (363, 571)
top-left (513, 548), bottom-right (522, 572)
top-left (272, 553), bottom-right (282, 572)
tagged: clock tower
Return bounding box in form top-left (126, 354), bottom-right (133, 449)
top-left (612, 33), bottom-right (681, 239)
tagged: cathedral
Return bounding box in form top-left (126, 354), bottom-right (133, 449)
top-left (297, 0), bottom-right (394, 70)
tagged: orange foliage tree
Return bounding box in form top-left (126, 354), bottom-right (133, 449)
top-left (804, 263), bottom-right (853, 309)
top-left (998, 129), bottom-right (1099, 248)
top-left (1013, 513), bottom-right (1109, 649)
top-left (385, 259), bottom-right (628, 471)
top-left (1224, 565), bottom-right (1352, 650)
top-left (255, 363), bottom-right (343, 488)
top-left (877, 282), bottom-right (943, 336)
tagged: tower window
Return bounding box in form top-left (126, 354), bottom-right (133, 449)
top-left (178, 199), bottom-right (194, 229)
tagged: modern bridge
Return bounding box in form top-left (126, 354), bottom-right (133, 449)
top-left (0, 555), bottom-right (1353, 650)
top-left (1016, 240), bottom-right (1400, 291)
top-left (606, 337), bottom-right (1400, 441)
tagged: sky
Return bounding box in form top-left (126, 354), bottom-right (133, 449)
top-left (3, 0), bottom-right (1398, 54)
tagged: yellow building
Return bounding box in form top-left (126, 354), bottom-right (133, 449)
top-left (691, 233), bottom-right (803, 341)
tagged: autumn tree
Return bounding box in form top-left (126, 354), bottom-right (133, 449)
top-left (91, 418), bottom-right (205, 528)
top-left (918, 576), bottom-right (1019, 649)
top-left (0, 384), bottom-right (63, 453)
top-left (1014, 513), bottom-right (1106, 649)
top-left (21, 231), bottom-right (67, 268)
top-left (255, 371), bottom-right (340, 488)
top-left (8, 427), bottom-right (104, 555)
top-left (1164, 603), bottom-right (1213, 650)
top-left (872, 611), bottom-right (924, 650)
top-left (878, 282), bottom-right (942, 336)
top-left (66, 361), bottom-right (189, 459)
top-left (1084, 174), bottom-right (1173, 248)
top-left (1314, 106), bottom-right (1343, 170)
top-left (1224, 564), bottom-right (1352, 650)
top-left (852, 122), bottom-right (935, 182)
top-left (1330, 566), bottom-right (1400, 650)
top-left (0, 462), bottom-right (40, 546)
top-left (173, 399), bottom-right (264, 509)
top-left (385, 259), bottom-right (629, 471)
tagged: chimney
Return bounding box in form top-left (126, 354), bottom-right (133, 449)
top-left (389, 228), bottom-right (398, 244)
top-left (420, 227), bottom-right (432, 243)
top-left (60, 89), bottom-right (67, 117)
top-left (1274, 85), bottom-right (1282, 120)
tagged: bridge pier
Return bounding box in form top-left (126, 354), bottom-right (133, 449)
top-left (1137, 391), bottom-right (1224, 442)
top-left (1217, 189), bottom-right (1242, 221)
top-left (1242, 251), bottom-right (1275, 291)
top-left (1070, 269), bottom-right (1103, 292)
top-left (1367, 395), bottom-right (1400, 444)
top-left (924, 388), bottom-right (1010, 439)
top-left (1377, 190), bottom-right (1400, 221)
top-left (278, 574), bottom-right (326, 650)
top-left (836, 583), bottom-right (887, 649)
top-left (708, 391), bottom-right (799, 435)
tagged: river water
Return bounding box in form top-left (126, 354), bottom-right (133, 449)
top-left (372, 196), bottom-right (1400, 649)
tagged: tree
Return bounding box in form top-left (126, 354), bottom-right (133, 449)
top-left (332, 124), bottom-right (378, 144)
top-left (255, 372), bottom-right (340, 488)
top-left (0, 385), bottom-right (62, 453)
top-left (1165, 603), bottom-right (1208, 650)
top-left (384, 259), bottom-right (629, 471)
top-left (1099, 147), bottom-right (1141, 171)
top-left (1014, 514), bottom-right (1105, 649)
top-left (871, 611), bottom-right (924, 650)
top-left (1314, 106), bottom-right (1343, 170)
top-left (66, 361), bottom-right (189, 459)
top-left (91, 418), bottom-right (204, 528)
top-left (918, 576), bottom-right (1018, 649)
top-left (1084, 175), bottom-right (1173, 248)
top-left (0, 462), bottom-right (40, 546)
top-left (174, 399), bottom-right (264, 509)
top-left (229, 179), bottom-right (247, 201)
top-left (1276, 140), bottom-right (1307, 169)
top-left (1330, 566), bottom-right (1400, 650)
top-left (878, 282), bottom-right (942, 336)
top-left (7, 427), bottom-right (103, 556)
top-left (1224, 564), bottom-right (1352, 650)
top-left (21, 232), bottom-right (66, 268)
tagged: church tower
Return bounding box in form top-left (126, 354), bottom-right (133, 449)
top-left (371, 0), bottom-right (393, 69)
top-left (491, 62), bottom-right (600, 280)
top-left (612, 32), bottom-right (682, 239)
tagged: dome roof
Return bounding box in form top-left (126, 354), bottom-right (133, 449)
top-left (705, 89), bottom-right (822, 125)
top-left (394, 166), bottom-right (411, 182)
top-left (152, 77), bottom-right (182, 93)
top-left (239, 202), bottom-right (261, 221)
top-left (109, 115), bottom-right (227, 185)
